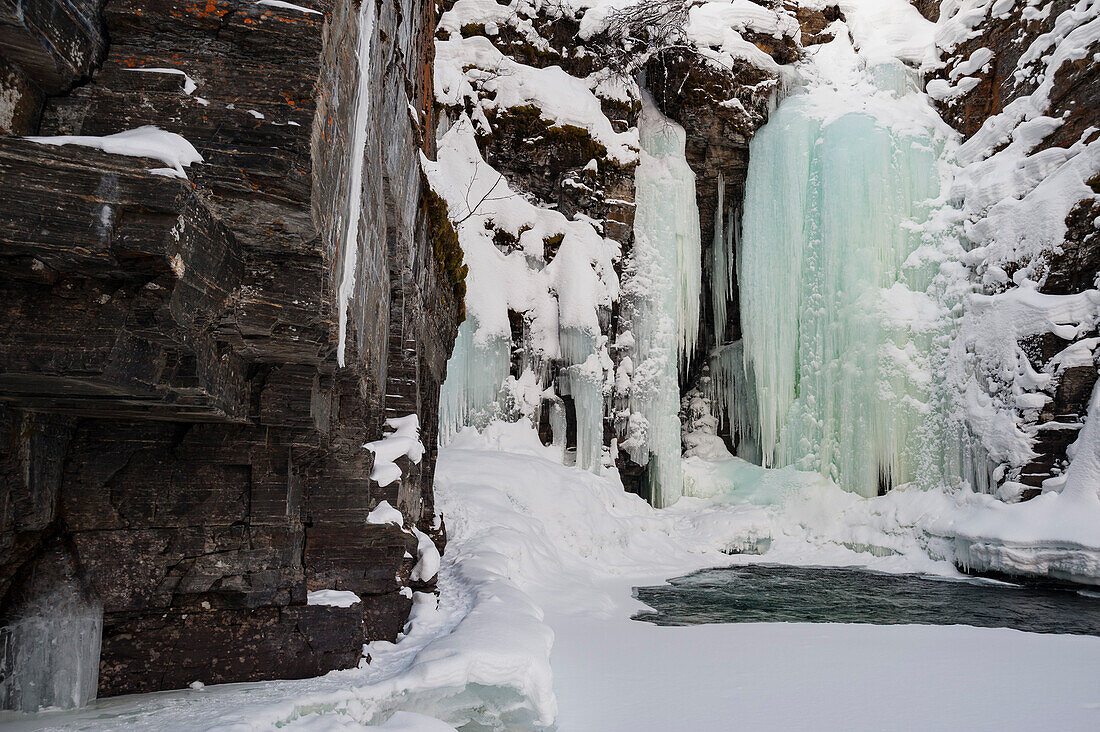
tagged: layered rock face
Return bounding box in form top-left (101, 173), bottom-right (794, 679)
top-left (0, 0), bottom-right (460, 703)
top-left (925, 0), bottom-right (1100, 496)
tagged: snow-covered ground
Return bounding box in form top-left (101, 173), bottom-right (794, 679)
top-left (5, 422), bottom-right (1098, 731)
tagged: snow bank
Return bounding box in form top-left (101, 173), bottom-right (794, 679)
top-left (4, 421), bottom-right (1099, 730)
top-left (25, 126), bottom-right (203, 178)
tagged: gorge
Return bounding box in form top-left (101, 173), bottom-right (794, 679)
top-left (0, 0), bottom-right (1098, 729)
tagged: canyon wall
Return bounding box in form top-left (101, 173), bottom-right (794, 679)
top-left (0, 0), bottom-right (460, 703)
top-left (926, 0), bottom-right (1100, 497)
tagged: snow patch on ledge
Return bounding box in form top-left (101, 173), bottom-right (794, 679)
top-left (256, 0), bottom-right (322, 14)
top-left (307, 590), bottom-right (362, 608)
top-left (124, 67), bottom-right (199, 95)
top-left (25, 126), bottom-right (203, 178)
top-left (367, 500), bottom-right (405, 526)
top-left (364, 415), bottom-right (425, 487)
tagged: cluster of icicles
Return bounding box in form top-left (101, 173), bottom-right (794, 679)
top-left (437, 94), bottom-right (701, 508)
top-left (439, 58), bottom-right (991, 503)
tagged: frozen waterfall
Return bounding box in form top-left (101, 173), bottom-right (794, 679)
top-left (620, 95), bottom-right (702, 507)
top-left (0, 557), bottom-right (102, 712)
top-left (731, 59), bottom-right (946, 498)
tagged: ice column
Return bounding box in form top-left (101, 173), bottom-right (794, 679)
top-left (711, 174), bottom-right (736, 343)
top-left (738, 89), bottom-right (940, 497)
top-left (708, 341), bottom-right (760, 462)
top-left (624, 94), bottom-right (702, 506)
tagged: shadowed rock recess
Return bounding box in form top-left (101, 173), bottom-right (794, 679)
top-left (0, 0), bottom-right (461, 701)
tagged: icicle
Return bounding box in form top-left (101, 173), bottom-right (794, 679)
top-left (711, 174), bottom-right (732, 343)
top-left (336, 0), bottom-right (376, 367)
top-left (707, 341), bottom-right (760, 461)
top-left (438, 318), bottom-right (511, 445)
top-left (564, 355), bottom-right (606, 474)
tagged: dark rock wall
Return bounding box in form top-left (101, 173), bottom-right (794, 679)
top-left (0, 0), bottom-right (460, 700)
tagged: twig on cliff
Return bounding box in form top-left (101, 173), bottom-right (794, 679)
top-left (455, 163), bottom-right (510, 225)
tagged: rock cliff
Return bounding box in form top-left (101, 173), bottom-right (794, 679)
top-left (0, 0), bottom-right (460, 705)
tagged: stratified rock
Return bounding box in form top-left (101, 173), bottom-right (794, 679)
top-left (0, 0), bottom-right (460, 703)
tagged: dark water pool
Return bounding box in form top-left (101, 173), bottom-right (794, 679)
top-left (633, 565), bottom-right (1100, 636)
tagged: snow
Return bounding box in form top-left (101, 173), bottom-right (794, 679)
top-left (364, 415), bottom-right (425, 488)
top-left (367, 500), bottom-right (405, 527)
top-left (255, 0), bottom-right (322, 15)
top-left (124, 67), bottom-right (198, 95)
top-left (684, 1), bottom-right (800, 74)
top-left (3, 422), bottom-right (1099, 730)
top-left (434, 36), bottom-right (639, 164)
top-left (25, 126), bottom-right (203, 178)
top-left (364, 499), bottom-right (439, 583)
top-left (410, 527), bottom-right (441, 583)
top-left (835, 0), bottom-right (937, 66)
top-left (920, 0), bottom-right (1100, 485)
top-left (307, 590), bottom-right (362, 608)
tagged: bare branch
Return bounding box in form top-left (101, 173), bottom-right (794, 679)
top-left (455, 165), bottom-right (508, 225)
top-left (595, 0), bottom-right (699, 80)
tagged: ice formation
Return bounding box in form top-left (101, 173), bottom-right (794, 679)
top-left (620, 95), bottom-right (702, 505)
top-left (425, 113), bottom-right (620, 473)
top-left (710, 173), bottom-right (736, 345)
top-left (437, 320), bottom-right (512, 445)
top-left (0, 581), bottom-right (102, 712)
top-left (733, 33), bottom-right (946, 498)
top-left (336, 0), bottom-right (376, 367)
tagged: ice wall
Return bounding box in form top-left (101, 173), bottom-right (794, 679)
top-left (733, 44), bottom-right (944, 497)
top-left (620, 96), bottom-right (702, 507)
top-left (0, 575), bottom-right (102, 712)
top-left (437, 318), bottom-right (512, 445)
